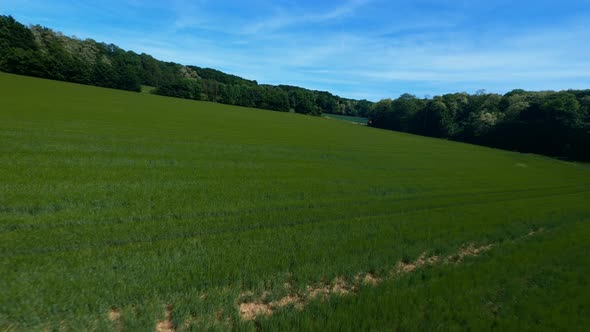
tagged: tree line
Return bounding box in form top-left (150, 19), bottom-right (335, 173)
top-left (368, 90), bottom-right (590, 161)
top-left (0, 15), bottom-right (371, 116)
top-left (1, 15), bottom-right (588, 161)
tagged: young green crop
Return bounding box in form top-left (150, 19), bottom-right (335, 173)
top-left (1, 72), bottom-right (589, 330)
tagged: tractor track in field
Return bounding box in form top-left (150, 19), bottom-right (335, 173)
top-left (1, 186), bottom-right (586, 258)
top-left (103, 228), bottom-right (545, 330)
top-left (1, 183), bottom-right (587, 234)
top-left (235, 228), bottom-right (546, 321)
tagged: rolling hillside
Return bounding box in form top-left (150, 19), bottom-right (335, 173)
top-left (1, 72), bottom-right (589, 331)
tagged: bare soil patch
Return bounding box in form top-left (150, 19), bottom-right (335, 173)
top-left (332, 277), bottom-right (350, 295)
top-left (363, 273), bottom-right (380, 286)
top-left (108, 307), bottom-right (121, 322)
top-left (239, 302), bottom-right (273, 321)
top-left (155, 305), bottom-right (175, 332)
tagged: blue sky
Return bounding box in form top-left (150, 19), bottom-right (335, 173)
top-left (1, 0), bottom-right (590, 101)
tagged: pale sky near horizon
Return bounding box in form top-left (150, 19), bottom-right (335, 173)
top-left (2, 0), bottom-right (590, 101)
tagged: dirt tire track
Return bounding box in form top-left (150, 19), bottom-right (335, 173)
top-left (237, 228), bottom-right (544, 321)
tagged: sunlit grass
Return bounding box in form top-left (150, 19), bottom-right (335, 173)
top-left (1, 72), bottom-right (589, 330)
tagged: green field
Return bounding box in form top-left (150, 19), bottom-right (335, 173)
top-left (1, 72), bottom-right (589, 331)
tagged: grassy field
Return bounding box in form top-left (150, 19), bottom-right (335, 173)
top-left (1, 72), bottom-right (589, 331)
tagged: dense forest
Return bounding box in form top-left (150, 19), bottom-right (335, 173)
top-left (0, 15), bottom-right (371, 116)
top-left (368, 91), bottom-right (590, 161)
top-left (1, 15), bottom-right (588, 161)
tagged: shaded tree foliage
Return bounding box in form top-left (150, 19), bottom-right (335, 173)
top-left (369, 90), bottom-right (590, 161)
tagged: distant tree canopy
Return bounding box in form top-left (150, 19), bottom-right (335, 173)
top-left (369, 90), bottom-right (590, 161)
top-left (1, 15), bottom-right (588, 161)
top-left (0, 15), bottom-right (371, 115)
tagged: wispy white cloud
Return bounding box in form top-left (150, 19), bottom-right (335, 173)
top-left (243, 0), bottom-right (371, 34)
